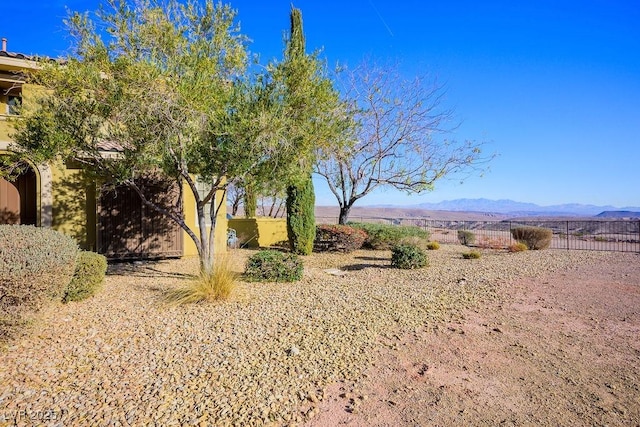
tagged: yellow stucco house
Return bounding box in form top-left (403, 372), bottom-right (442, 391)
top-left (0, 41), bottom-right (227, 259)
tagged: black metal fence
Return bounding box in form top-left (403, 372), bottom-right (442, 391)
top-left (316, 217), bottom-right (640, 253)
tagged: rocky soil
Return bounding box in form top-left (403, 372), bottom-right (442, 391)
top-left (0, 246), bottom-right (638, 426)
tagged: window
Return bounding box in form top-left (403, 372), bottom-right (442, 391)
top-left (7, 95), bottom-right (21, 115)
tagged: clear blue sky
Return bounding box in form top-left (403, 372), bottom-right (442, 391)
top-left (3, 1), bottom-right (639, 208)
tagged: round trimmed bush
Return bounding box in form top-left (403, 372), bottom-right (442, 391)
top-left (391, 244), bottom-right (428, 269)
top-left (245, 250), bottom-right (303, 282)
top-left (63, 251), bottom-right (108, 302)
top-left (511, 226), bottom-right (553, 250)
top-left (0, 225), bottom-right (78, 342)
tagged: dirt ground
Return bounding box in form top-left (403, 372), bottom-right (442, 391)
top-left (307, 253), bottom-right (640, 427)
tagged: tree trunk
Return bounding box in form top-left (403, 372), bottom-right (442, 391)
top-left (338, 205), bottom-right (352, 225)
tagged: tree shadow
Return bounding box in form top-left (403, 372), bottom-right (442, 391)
top-left (341, 263), bottom-right (391, 271)
top-left (354, 255), bottom-right (389, 262)
top-left (107, 260), bottom-right (195, 279)
top-left (0, 208), bottom-right (19, 224)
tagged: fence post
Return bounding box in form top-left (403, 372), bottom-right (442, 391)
top-left (566, 221), bottom-right (569, 250)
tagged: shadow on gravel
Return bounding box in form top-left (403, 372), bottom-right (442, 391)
top-left (342, 263), bottom-right (391, 271)
top-left (107, 260), bottom-right (196, 279)
top-left (354, 256), bottom-right (389, 262)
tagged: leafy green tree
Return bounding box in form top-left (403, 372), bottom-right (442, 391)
top-left (8, 0), bottom-right (293, 275)
top-left (275, 6), bottom-right (345, 254)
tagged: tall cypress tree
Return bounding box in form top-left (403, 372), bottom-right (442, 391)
top-left (284, 6), bottom-right (316, 255)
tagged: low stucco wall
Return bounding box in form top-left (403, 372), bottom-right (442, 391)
top-left (228, 217), bottom-right (288, 248)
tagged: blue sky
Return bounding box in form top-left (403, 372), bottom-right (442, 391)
top-left (3, 1), bottom-right (639, 207)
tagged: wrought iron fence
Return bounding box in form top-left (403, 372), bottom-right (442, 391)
top-left (316, 216), bottom-right (640, 253)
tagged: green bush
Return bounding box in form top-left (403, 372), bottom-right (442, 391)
top-left (349, 222), bottom-right (430, 250)
top-left (245, 250), bottom-right (303, 282)
top-left (511, 226), bottom-right (553, 250)
top-left (314, 224), bottom-right (367, 253)
top-left (462, 250), bottom-right (482, 259)
top-left (426, 241), bottom-right (441, 250)
top-left (286, 177), bottom-right (316, 255)
top-left (457, 230), bottom-right (476, 246)
top-left (391, 244), bottom-right (428, 269)
top-left (508, 242), bottom-right (528, 252)
top-left (63, 251), bottom-right (107, 303)
top-left (0, 225), bottom-right (78, 343)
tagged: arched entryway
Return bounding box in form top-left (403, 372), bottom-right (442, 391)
top-left (0, 165), bottom-right (37, 225)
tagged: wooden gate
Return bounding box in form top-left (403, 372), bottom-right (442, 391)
top-left (98, 178), bottom-right (183, 259)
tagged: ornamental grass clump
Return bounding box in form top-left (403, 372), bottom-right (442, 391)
top-left (63, 251), bottom-right (107, 303)
top-left (391, 244), bottom-right (428, 269)
top-left (314, 224), bottom-right (367, 253)
top-left (0, 225), bottom-right (78, 343)
top-left (462, 250), bottom-right (482, 259)
top-left (511, 226), bottom-right (553, 250)
top-left (426, 241), bottom-right (441, 250)
top-left (349, 222), bottom-right (429, 250)
top-left (245, 250), bottom-right (303, 282)
top-left (165, 256), bottom-right (237, 305)
top-left (508, 242), bottom-right (528, 253)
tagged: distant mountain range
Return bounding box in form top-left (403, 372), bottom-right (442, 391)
top-left (380, 198), bottom-right (640, 217)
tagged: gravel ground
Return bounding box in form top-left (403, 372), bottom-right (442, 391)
top-left (0, 245), bottom-right (625, 426)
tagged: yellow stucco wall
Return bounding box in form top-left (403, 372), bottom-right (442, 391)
top-left (50, 163), bottom-right (96, 251)
top-left (228, 217), bottom-right (288, 248)
top-left (182, 183), bottom-right (228, 257)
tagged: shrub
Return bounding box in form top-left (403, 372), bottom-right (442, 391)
top-left (511, 226), bottom-right (553, 250)
top-left (286, 178), bottom-right (315, 255)
top-left (314, 224), bottom-right (367, 253)
top-left (0, 225), bottom-right (78, 343)
top-left (477, 236), bottom-right (509, 250)
top-left (63, 251), bottom-right (107, 303)
top-left (349, 222), bottom-right (430, 250)
top-left (462, 250), bottom-right (482, 259)
top-left (166, 256), bottom-right (237, 305)
top-left (457, 230), bottom-right (476, 246)
top-left (508, 242), bottom-right (528, 252)
top-left (391, 244), bottom-right (428, 269)
top-left (426, 241), bottom-right (441, 250)
top-left (245, 250), bottom-right (303, 282)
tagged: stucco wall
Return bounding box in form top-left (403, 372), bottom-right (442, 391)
top-left (228, 217), bottom-right (288, 248)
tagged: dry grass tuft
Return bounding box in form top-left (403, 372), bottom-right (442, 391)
top-left (164, 256), bottom-right (237, 305)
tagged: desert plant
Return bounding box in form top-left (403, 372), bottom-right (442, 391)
top-left (462, 250), bottom-right (482, 259)
top-left (426, 241), bottom-right (441, 250)
top-left (391, 244), bottom-right (428, 269)
top-left (63, 251), bottom-right (107, 303)
top-left (511, 226), bottom-right (553, 250)
top-left (0, 225), bottom-right (78, 343)
top-left (245, 250), bottom-right (303, 282)
top-left (508, 242), bottom-right (528, 252)
top-left (314, 224), bottom-right (367, 253)
top-left (457, 230), bottom-right (476, 246)
top-left (349, 222), bottom-right (430, 250)
top-left (165, 256), bottom-right (237, 305)
top-left (477, 236), bottom-right (509, 249)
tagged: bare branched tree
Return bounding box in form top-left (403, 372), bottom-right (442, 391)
top-left (315, 60), bottom-right (494, 224)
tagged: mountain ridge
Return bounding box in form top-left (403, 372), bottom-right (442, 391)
top-left (365, 198), bottom-right (640, 217)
